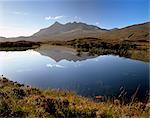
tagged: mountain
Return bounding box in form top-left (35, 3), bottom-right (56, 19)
top-left (0, 22), bottom-right (108, 42)
top-left (32, 21), bottom-right (108, 41)
top-left (0, 22), bottom-right (149, 42)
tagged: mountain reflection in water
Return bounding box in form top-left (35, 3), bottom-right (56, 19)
top-left (0, 50), bottom-right (149, 101)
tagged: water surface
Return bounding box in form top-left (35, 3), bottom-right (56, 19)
top-left (0, 50), bottom-right (149, 99)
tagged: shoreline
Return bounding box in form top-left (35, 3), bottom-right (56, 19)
top-left (0, 39), bottom-right (149, 62)
top-left (0, 76), bottom-right (149, 117)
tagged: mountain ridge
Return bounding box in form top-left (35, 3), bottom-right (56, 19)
top-left (32, 21), bottom-right (108, 41)
top-left (0, 21), bottom-right (149, 42)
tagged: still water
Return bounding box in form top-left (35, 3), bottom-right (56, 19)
top-left (0, 50), bottom-right (149, 99)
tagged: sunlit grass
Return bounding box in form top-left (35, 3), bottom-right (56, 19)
top-left (0, 77), bottom-right (149, 118)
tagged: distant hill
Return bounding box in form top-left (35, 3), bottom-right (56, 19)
top-left (100, 22), bottom-right (150, 43)
top-left (0, 22), bottom-right (149, 43)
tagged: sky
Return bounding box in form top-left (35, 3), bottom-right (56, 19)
top-left (0, 0), bottom-right (149, 38)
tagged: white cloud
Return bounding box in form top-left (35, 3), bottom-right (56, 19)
top-left (55, 64), bottom-right (65, 68)
top-left (45, 15), bottom-right (64, 20)
top-left (94, 58), bottom-right (99, 62)
top-left (95, 22), bottom-right (100, 25)
top-left (46, 64), bottom-right (65, 68)
top-left (12, 11), bottom-right (28, 15)
top-left (74, 63), bottom-right (81, 67)
top-left (74, 16), bottom-right (81, 21)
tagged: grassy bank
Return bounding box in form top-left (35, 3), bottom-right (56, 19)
top-left (0, 37), bottom-right (149, 61)
top-left (0, 41), bottom-right (40, 51)
top-left (46, 37), bottom-right (149, 62)
top-left (0, 77), bottom-right (149, 118)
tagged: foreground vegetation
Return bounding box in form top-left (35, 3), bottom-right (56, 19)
top-left (0, 77), bottom-right (149, 118)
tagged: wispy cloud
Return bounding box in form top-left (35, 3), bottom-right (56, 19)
top-left (95, 22), bottom-right (100, 25)
top-left (45, 15), bottom-right (64, 20)
top-left (74, 16), bottom-right (81, 21)
top-left (12, 11), bottom-right (28, 15)
top-left (46, 64), bottom-right (65, 68)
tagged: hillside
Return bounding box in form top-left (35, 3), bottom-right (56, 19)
top-left (0, 77), bottom-right (149, 118)
top-left (100, 22), bottom-right (150, 43)
top-left (0, 22), bottom-right (149, 43)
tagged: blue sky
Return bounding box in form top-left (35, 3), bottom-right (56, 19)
top-left (0, 0), bottom-right (149, 37)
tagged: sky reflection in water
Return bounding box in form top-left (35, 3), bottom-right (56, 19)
top-left (0, 50), bottom-right (149, 98)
